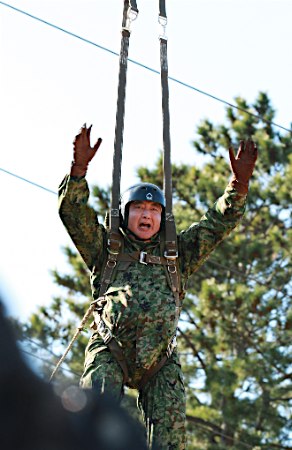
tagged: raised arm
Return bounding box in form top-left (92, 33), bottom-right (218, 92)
top-left (179, 139), bottom-right (258, 279)
top-left (58, 124), bottom-right (105, 272)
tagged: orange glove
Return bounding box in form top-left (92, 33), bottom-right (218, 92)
top-left (70, 124), bottom-right (102, 177)
top-left (229, 139), bottom-right (258, 194)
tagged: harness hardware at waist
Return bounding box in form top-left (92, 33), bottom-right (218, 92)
top-left (92, 303), bottom-right (177, 389)
top-left (96, 319), bottom-right (113, 345)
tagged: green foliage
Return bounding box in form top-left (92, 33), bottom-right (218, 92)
top-left (21, 93), bottom-right (292, 448)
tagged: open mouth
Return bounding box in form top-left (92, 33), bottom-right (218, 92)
top-left (139, 223), bottom-right (151, 230)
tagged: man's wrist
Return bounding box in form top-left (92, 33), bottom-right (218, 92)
top-left (229, 176), bottom-right (249, 194)
top-left (70, 162), bottom-right (87, 177)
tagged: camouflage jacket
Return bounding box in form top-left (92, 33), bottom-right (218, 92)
top-left (58, 175), bottom-right (246, 382)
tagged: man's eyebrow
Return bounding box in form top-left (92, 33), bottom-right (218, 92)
top-left (132, 200), bottom-right (143, 205)
top-left (131, 200), bottom-right (162, 208)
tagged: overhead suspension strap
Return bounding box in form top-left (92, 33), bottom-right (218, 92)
top-left (110, 0), bottom-right (138, 237)
top-left (159, 1), bottom-right (177, 259)
top-left (159, 0), bottom-right (167, 19)
top-left (159, 1), bottom-right (181, 338)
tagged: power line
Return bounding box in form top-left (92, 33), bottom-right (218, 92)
top-left (208, 259), bottom-right (291, 296)
top-left (19, 344), bottom-right (272, 450)
top-left (187, 416), bottom-right (255, 450)
top-left (23, 341), bottom-right (291, 449)
top-left (187, 417), bottom-right (292, 450)
top-left (22, 336), bottom-right (63, 358)
top-left (1, 163), bottom-right (290, 291)
top-left (0, 1), bottom-right (291, 134)
top-left (0, 1), bottom-right (290, 343)
top-left (0, 167), bottom-right (57, 195)
top-left (20, 348), bottom-right (80, 377)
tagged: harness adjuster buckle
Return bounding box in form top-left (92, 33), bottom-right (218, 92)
top-left (97, 320), bottom-right (112, 344)
top-left (164, 250), bottom-right (178, 260)
top-left (139, 251), bottom-right (148, 265)
top-left (166, 335), bottom-right (177, 358)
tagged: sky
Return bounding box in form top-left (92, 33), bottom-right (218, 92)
top-left (0, 0), bottom-right (291, 322)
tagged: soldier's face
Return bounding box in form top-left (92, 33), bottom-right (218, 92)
top-left (127, 200), bottom-right (162, 240)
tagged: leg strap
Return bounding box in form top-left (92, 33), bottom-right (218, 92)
top-left (137, 335), bottom-right (177, 390)
top-left (92, 310), bottom-right (130, 384)
top-left (93, 307), bottom-right (177, 389)
top-left (107, 338), bottom-right (130, 385)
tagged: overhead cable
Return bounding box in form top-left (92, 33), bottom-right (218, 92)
top-left (20, 348), bottom-right (80, 377)
top-left (0, 165), bottom-right (290, 291)
top-left (208, 259), bottom-right (291, 296)
top-left (20, 344), bottom-right (272, 450)
top-left (0, 167), bottom-right (57, 195)
top-left (0, 1), bottom-right (291, 134)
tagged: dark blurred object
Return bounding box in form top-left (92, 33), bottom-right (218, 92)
top-left (0, 299), bottom-right (147, 450)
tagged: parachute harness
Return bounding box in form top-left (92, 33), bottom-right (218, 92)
top-left (50, 0), bottom-right (181, 386)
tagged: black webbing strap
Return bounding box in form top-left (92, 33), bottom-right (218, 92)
top-left (129, 0), bottom-right (139, 14)
top-left (101, 0), bottom-right (137, 330)
top-left (159, 0), bottom-right (180, 298)
top-left (159, 0), bottom-right (167, 19)
top-left (94, 0), bottom-right (140, 385)
top-left (115, 250), bottom-right (168, 265)
top-left (108, 1), bottom-right (139, 268)
top-left (111, 1), bottom-right (129, 234)
top-left (91, 302), bottom-right (129, 384)
top-left (137, 335), bottom-right (177, 390)
top-left (159, 1), bottom-right (177, 255)
top-left (111, 0), bottom-right (138, 235)
top-left (93, 1), bottom-right (181, 389)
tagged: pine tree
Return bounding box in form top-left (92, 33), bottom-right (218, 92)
top-left (22, 93), bottom-right (292, 449)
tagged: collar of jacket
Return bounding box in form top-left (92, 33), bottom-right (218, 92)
top-left (119, 227), bottom-right (161, 251)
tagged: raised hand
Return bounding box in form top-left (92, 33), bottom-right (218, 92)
top-left (70, 124), bottom-right (102, 177)
top-left (229, 139), bottom-right (258, 194)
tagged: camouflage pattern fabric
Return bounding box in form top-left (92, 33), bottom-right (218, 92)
top-left (80, 341), bottom-right (186, 450)
top-left (58, 175), bottom-right (247, 449)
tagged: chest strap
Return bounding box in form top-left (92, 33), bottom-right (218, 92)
top-left (116, 250), bottom-right (168, 265)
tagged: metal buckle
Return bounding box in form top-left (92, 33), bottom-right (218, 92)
top-left (158, 15), bottom-right (168, 40)
top-left (123, 5), bottom-right (138, 32)
top-left (97, 320), bottom-right (112, 344)
top-left (139, 251), bottom-right (148, 265)
top-left (106, 259), bottom-right (117, 269)
top-left (164, 251), bottom-right (178, 260)
top-left (166, 335), bottom-right (177, 358)
top-left (168, 264), bottom-right (177, 274)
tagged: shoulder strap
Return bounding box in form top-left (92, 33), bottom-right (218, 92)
top-left (98, 231), bottom-right (124, 297)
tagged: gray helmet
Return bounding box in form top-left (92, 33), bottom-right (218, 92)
top-left (120, 182), bottom-right (165, 226)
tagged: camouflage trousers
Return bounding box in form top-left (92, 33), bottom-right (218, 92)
top-left (80, 338), bottom-right (186, 450)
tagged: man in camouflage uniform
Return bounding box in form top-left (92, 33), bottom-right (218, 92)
top-left (58, 124), bottom-right (257, 449)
